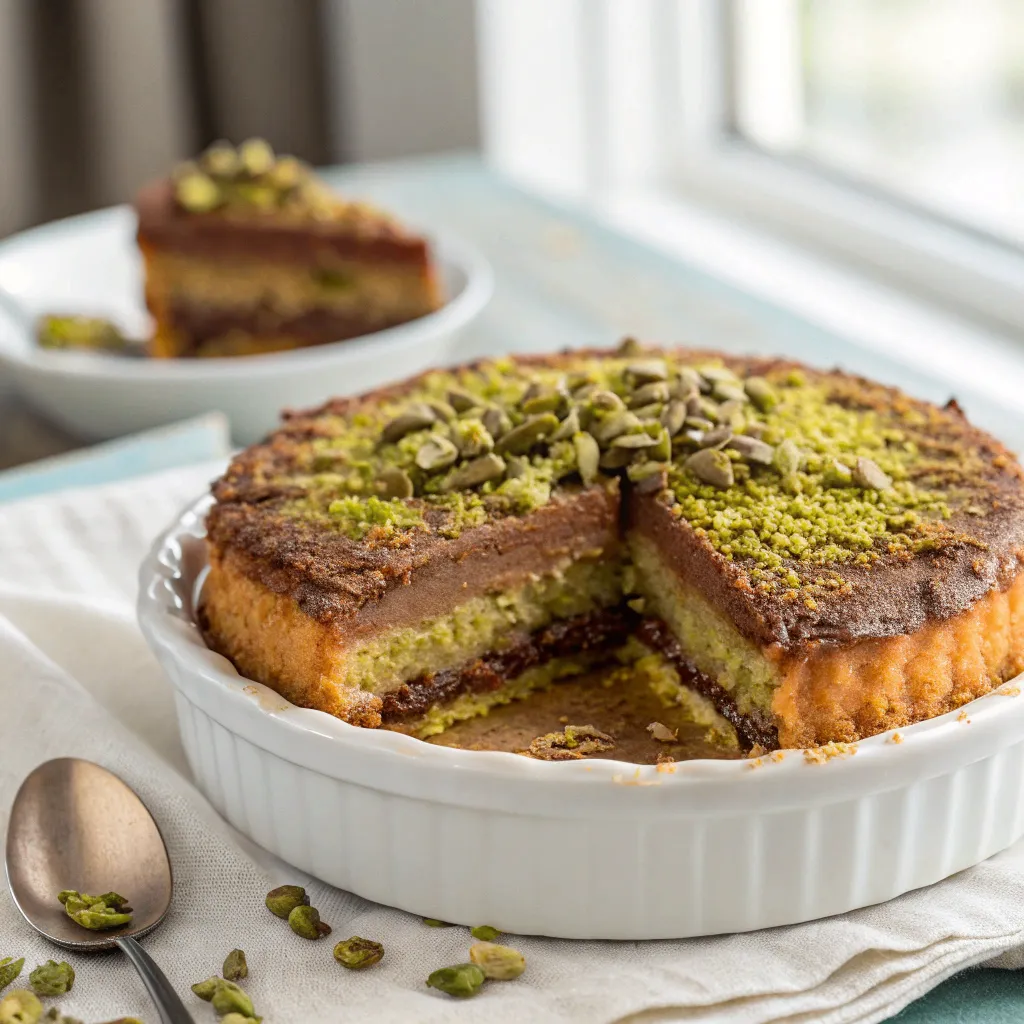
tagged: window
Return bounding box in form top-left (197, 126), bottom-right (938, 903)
top-left (732, 0), bottom-right (1024, 250)
top-left (477, 0), bottom-right (1024, 335)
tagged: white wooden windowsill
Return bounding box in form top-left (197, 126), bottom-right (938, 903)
top-left (593, 187), bottom-right (1024, 417)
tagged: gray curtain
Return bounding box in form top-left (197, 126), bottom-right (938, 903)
top-left (0, 0), bottom-right (330, 237)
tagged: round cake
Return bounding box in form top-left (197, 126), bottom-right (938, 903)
top-left (201, 341), bottom-right (1024, 751)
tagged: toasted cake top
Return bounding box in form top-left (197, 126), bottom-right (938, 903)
top-left (207, 343), bottom-right (1024, 644)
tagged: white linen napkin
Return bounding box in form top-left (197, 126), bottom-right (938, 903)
top-left (2, 462), bottom-right (1024, 1024)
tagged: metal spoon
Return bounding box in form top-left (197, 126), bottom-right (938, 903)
top-left (5, 758), bottom-right (195, 1023)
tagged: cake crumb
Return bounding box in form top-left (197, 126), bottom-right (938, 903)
top-left (890, 731), bottom-right (904, 744)
top-left (647, 721), bottom-right (678, 743)
top-left (613, 768), bottom-right (662, 787)
top-left (558, 715), bottom-right (569, 724)
top-left (1000, 686), bottom-right (1021, 697)
top-left (747, 758), bottom-right (763, 770)
top-left (958, 710), bottom-right (972, 723)
top-left (655, 757), bottom-right (677, 773)
top-left (770, 750), bottom-right (785, 763)
top-left (522, 724), bottom-right (615, 761)
top-left (747, 743), bottom-right (768, 758)
top-left (803, 741), bottom-right (858, 764)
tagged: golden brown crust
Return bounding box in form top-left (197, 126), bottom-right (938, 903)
top-left (772, 570), bottom-right (1024, 746)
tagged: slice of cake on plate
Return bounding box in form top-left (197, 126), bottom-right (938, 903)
top-left (200, 342), bottom-right (1024, 750)
top-left (135, 139), bottom-right (441, 358)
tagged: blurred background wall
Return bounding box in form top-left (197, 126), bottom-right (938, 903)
top-left (0, 0), bottom-right (481, 238)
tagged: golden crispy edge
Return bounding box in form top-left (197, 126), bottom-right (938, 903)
top-left (201, 545), bottom-right (383, 727)
top-left (774, 570), bottom-right (1024, 747)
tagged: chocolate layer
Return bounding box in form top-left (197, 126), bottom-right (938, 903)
top-left (135, 179), bottom-right (431, 267)
top-left (168, 303), bottom-right (424, 355)
top-left (380, 607), bottom-right (635, 723)
top-left (636, 617), bottom-right (778, 751)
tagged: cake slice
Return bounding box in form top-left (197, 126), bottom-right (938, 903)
top-left (201, 345), bottom-right (1024, 750)
top-left (135, 139), bottom-right (441, 358)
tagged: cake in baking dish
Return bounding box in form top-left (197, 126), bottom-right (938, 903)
top-left (200, 341), bottom-right (1024, 751)
top-left (135, 139), bottom-right (441, 358)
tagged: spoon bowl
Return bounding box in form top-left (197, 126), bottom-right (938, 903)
top-left (6, 757), bottom-right (171, 950)
top-left (6, 758), bottom-right (194, 1023)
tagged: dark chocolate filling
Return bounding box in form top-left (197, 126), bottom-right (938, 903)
top-left (636, 618), bottom-right (778, 751)
top-left (170, 304), bottom-right (424, 355)
top-left (379, 607), bottom-right (636, 723)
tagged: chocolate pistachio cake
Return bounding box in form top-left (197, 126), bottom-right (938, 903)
top-left (135, 139), bottom-right (441, 358)
top-left (201, 342), bottom-right (1024, 750)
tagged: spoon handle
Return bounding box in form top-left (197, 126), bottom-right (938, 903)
top-left (117, 936), bottom-right (197, 1024)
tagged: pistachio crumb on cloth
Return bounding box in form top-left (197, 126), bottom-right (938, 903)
top-left (2, 463), bottom-right (1024, 1022)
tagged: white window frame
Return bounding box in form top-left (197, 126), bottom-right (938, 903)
top-left (476, 0), bottom-right (1024, 343)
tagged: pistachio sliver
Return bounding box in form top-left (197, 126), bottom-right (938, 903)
top-left (381, 405), bottom-right (437, 443)
top-left (469, 941), bottom-right (526, 980)
top-left (494, 414), bottom-right (559, 455)
top-left (685, 448), bottom-right (734, 489)
top-left (728, 435), bottom-right (775, 465)
top-left (444, 454), bottom-right (506, 490)
top-left (426, 963), bottom-right (485, 999)
top-left (573, 432), bottom-right (601, 485)
top-left (415, 436), bottom-right (459, 472)
top-left (376, 467), bottom-right (414, 500)
top-left (853, 456), bottom-right (893, 490)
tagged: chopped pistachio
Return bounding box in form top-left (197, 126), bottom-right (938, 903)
top-left (200, 141), bottom-right (241, 178)
top-left (288, 904), bottom-right (330, 940)
top-left (684, 448), bottom-right (734, 489)
top-left (210, 980), bottom-right (255, 1018)
top-left (444, 454), bottom-right (506, 490)
top-left (423, 919), bottom-right (451, 928)
top-left (175, 171), bottom-right (221, 213)
top-left (238, 137), bottom-right (275, 177)
top-left (745, 376), bottom-right (778, 412)
top-left (42, 1009), bottom-right (83, 1024)
top-left (469, 941), bottom-right (526, 981)
top-left (37, 315), bottom-right (128, 352)
top-left (220, 1015), bottom-right (260, 1024)
top-left (265, 885), bottom-right (309, 919)
top-left (495, 414), bottom-right (559, 455)
top-left (415, 435), bottom-right (459, 472)
top-left (222, 949), bottom-right (248, 982)
top-left (27, 963), bottom-right (73, 998)
top-left (0, 990), bottom-right (42, 1024)
top-left (469, 925), bottom-right (501, 942)
top-left (333, 936), bottom-right (385, 970)
top-left (57, 891), bottom-right (132, 932)
top-left (0, 961), bottom-right (23, 995)
top-left (425, 964), bottom-right (485, 999)
top-left (376, 467), bottom-right (414, 500)
top-left (853, 456), bottom-right (893, 491)
top-left (191, 977), bottom-right (220, 1001)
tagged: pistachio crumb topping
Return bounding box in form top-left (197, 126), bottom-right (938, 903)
top-left (237, 343), bottom-right (1012, 594)
top-left (172, 137), bottom-right (381, 225)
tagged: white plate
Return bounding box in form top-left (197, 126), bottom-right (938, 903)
top-left (138, 493), bottom-right (1024, 939)
top-left (0, 206), bottom-right (493, 444)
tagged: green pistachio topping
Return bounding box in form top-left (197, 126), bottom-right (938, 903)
top-left (241, 343), bottom-right (1007, 600)
top-left (27, 962), bottom-right (74, 998)
top-left (0, 961), bottom-right (23, 995)
top-left (332, 936), bottom-right (384, 970)
top-left (209, 980), bottom-right (255, 1018)
top-left (42, 1008), bottom-right (84, 1024)
top-left (37, 315), bottom-right (128, 352)
top-left (469, 941), bottom-right (526, 980)
top-left (264, 885), bottom-right (308, 919)
top-left (469, 925), bottom-right (501, 942)
top-left (221, 949), bottom-right (248, 982)
top-left (423, 919), bottom-right (451, 928)
top-left (287, 904), bottom-right (330, 940)
top-left (0, 989), bottom-right (42, 1024)
top-left (57, 891), bottom-right (132, 932)
top-left (173, 138), bottom-right (359, 222)
top-left (190, 978), bottom-right (220, 1001)
top-left (426, 964), bottom-right (486, 999)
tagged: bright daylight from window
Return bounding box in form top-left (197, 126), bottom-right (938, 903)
top-left (733, 0), bottom-right (1024, 248)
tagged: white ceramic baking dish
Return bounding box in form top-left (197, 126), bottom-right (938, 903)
top-left (138, 493), bottom-right (1024, 940)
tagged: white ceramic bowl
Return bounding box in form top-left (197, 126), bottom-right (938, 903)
top-left (0, 207), bottom-right (492, 444)
top-left (139, 493), bottom-right (1024, 940)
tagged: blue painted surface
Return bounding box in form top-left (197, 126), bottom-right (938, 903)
top-left (2, 156), bottom-right (1021, 1017)
top-left (0, 413), bottom-right (230, 503)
